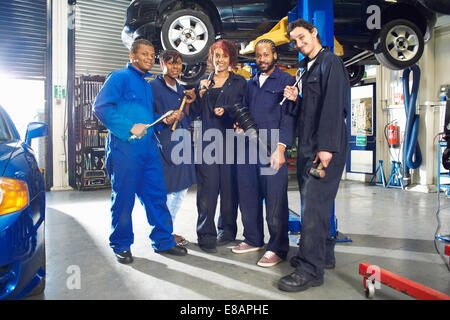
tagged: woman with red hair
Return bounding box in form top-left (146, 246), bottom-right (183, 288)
top-left (191, 39), bottom-right (246, 253)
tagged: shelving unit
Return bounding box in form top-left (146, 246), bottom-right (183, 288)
top-left (72, 75), bottom-right (110, 190)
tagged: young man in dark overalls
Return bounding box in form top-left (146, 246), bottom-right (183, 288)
top-left (278, 19), bottom-right (349, 292)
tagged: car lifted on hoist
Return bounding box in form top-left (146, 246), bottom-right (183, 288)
top-left (122, 0), bottom-right (442, 85)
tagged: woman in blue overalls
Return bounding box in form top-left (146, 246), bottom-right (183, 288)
top-left (149, 50), bottom-right (197, 246)
top-left (191, 39), bottom-right (247, 253)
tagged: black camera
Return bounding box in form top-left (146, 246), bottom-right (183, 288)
top-left (227, 103), bottom-right (271, 156)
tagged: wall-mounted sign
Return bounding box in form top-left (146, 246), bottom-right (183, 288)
top-left (54, 85), bottom-right (66, 99)
top-left (356, 135), bottom-right (367, 146)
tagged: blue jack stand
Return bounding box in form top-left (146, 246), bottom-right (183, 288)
top-left (386, 161), bottom-right (404, 189)
top-left (369, 160), bottom-right (387, 187)
top-left (288, 203), bottom-right (352, 245)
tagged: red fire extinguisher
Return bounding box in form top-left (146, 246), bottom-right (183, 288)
top-left (388, 123), bottom-right (400, 148)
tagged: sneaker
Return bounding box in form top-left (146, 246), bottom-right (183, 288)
top-left (174, 234), bottom-right (189, 246)
top-left (257, 251), bottom-right (282, 267)
top-left (231, 242), bottom-right (264, 254)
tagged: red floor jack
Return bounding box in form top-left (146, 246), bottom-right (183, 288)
top-left (446, 245), bottom-right (450, 266)
top-left (359, 262), bottom-right (450, 300)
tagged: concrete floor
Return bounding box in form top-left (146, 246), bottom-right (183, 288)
top-left (30, 180), bottom-right (450, 300)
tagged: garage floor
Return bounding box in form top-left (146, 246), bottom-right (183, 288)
top-left (31, 180), bottom-right (449, 300)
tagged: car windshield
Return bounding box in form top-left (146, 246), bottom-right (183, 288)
top-left (0, 112), bottom-right (13, 141)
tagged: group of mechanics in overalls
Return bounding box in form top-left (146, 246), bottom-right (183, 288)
top-left (93, 18), bottom-right (349, 293)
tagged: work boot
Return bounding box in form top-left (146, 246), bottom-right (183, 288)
top-left (278, 272), bottom-right (324, 292)
top-left (115, 250), bottom-right (133, 264)
top-left (155, 245), bottom-right (188, 256)
top-left (216, 236), bottom-right (233, 247)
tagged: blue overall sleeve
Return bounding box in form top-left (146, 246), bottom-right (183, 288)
top-left (93, 72), bottom-right (135, 141)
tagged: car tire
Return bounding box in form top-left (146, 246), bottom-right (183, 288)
top-left (347, 64), bottom-right (365, 86)
top-left (161, 9), bottom-right (215, 64)
top-left (374, 19), bottom-right (424, 70)
top-left (181, 62), bottom-right (207, 84)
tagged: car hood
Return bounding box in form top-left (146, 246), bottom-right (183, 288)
top-left (0, 140), bottom-right (20, 177)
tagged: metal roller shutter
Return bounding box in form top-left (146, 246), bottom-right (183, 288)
top-left (0, 0), bottom-right (52, 190)
top-left (75, 0), bottom-right (161, 76)
top-left (0, 0), bottom-right (49, 79)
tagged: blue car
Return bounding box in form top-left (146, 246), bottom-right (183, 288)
top-left (0, 105), bottom-right (47, 300)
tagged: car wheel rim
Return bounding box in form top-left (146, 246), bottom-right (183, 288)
top-left (385, 25), bottom-right (419, 62)
top-left (168, 15), bottom-right (208, 56)
top-left (182, 63), bottom-right (205, 81)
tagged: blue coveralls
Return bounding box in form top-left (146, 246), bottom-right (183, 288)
top-left (93, 64), bottom-right (176, 253)
top-left (191, 72), bottom-right (247, 247)
top-left (149, 75), bottom-right (196, 194)
top-left (149, 75), bottom-right (197, 223)
top-left (290, 48), bottom-right (349, 280)
top-left (238, 66), bottom-right (296, 260)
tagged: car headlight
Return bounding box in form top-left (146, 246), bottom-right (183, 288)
top-left (0, 178), bottom-right (29, 216)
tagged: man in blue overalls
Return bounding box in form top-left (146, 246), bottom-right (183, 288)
top-left (94, 39), bottom-right (188, 264)
top-left (232, 39), bottom-right (296, 268)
